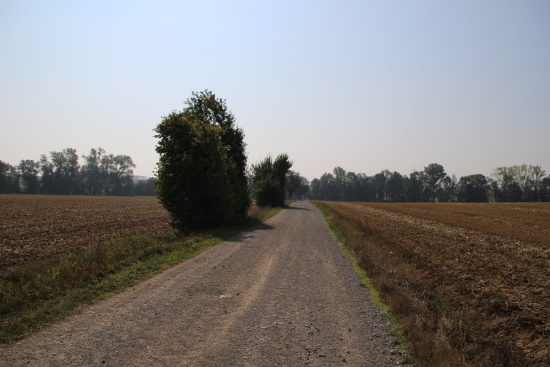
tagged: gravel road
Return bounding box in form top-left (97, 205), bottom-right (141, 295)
top-left (1, 202), bottom-right (403, 366)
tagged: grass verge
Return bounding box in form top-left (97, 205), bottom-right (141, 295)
top-left (313, 201), bottom-right (415, 365)
top-left (0, 206), bottom-right (282, 343)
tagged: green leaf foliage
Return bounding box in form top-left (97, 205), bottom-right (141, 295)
top-left (251, 154), bottom-right (292, 207)
top-left (154, 90), bottom-right (249, 232)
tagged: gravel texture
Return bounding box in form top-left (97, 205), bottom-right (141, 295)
top-left (1, 202), bottom-right (404, 366)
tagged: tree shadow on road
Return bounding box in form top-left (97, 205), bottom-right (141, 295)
top-left (223, 222), bottom-right (274, 243)
top-left (284, 205), bottom-right (310, 211)
top-left (253, 223), bottom-right (274, 230)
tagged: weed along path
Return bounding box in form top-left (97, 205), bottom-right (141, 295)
top-left (1, 202), bottom-right (402, 366)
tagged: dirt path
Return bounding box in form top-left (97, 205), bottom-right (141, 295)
top-left (1, 202), bottom-right (402, 366)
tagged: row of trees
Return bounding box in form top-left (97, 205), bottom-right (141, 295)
top-left (490, 165), bottom-right (548, 202)
top-left (0, 148), bottom-right (137, 196)
top-left (309, 164), bottom-right (550, 203)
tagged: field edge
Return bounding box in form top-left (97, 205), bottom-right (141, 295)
top-left (312, 201), bottom-right (416, 366)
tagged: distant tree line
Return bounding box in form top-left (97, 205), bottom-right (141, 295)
top-left (308, 163), bottom-right (550, 203)
top-left (0, 148), bottom-right (154, 196)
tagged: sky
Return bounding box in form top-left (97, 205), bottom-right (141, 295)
top-left (1, 0), bottom-right (549, 181)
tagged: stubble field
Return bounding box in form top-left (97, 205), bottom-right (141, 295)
top-left (0, 195), bottom-right (172, 273)
top-left (318, 201), bottom-right (549, 366)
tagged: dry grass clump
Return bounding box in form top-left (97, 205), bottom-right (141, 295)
top-left (315, 201), bottom-right (549, 367)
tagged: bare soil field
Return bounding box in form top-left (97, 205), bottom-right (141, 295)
top-left (319, 202), bottom-right (549, 366)
top-left (0, 195), bottom-right (172, 272)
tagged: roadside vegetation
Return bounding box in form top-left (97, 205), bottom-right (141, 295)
top-left (315, 201), bottom-right (549, 367)
top-left (0, 205), bottom-right (282, 343)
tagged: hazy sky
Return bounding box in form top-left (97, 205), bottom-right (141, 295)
top-left (2, 0), bottom-right (549, 180)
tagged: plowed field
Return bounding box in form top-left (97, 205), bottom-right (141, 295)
top-left (320, 202), bottom-right (550, 366)
top-left (0, 195), bottom-right (172, 272)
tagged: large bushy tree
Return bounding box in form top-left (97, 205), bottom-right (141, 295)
top-left (155, 90), bottom-right (249, 232)
top-left (251, 154), bottom-right (292, 207)
top-left (184, 90), bottom-right (249, 218)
